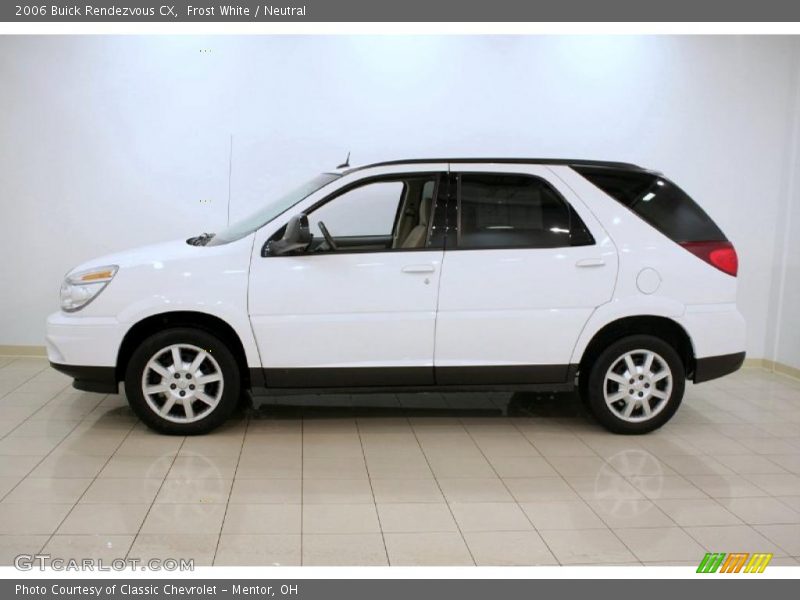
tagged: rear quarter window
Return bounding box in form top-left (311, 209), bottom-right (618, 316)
top-left (573, 166), bottom-right (726, 243)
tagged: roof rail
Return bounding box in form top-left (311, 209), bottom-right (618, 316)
top-left (348, 158), bottom-right (645, 172)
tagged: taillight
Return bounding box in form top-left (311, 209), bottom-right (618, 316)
top-left (680, 241), bottom-right (738, 277)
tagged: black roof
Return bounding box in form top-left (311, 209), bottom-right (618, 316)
top-left (347, 158), bottom-right (646, 173)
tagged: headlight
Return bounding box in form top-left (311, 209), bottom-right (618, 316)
top-left (60, 265), bottom-right (118, 312)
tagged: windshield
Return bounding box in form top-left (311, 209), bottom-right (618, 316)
top-left (207, 173), bottom-right (340, 246)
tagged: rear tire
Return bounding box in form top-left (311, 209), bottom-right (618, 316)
top-left (582, 334), bottom-right (685, 434)
top-left (124, 328), bottom-right (240, 435)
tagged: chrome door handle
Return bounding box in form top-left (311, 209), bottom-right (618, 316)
top-left (402, 265), bottom-right (435, 274)
top-left (576, 258), bottom-right (606, 268)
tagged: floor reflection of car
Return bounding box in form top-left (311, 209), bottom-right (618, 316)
top-left (47, 158), bottom-right (746, 435)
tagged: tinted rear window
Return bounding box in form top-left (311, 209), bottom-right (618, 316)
top-left (458, 173), bottom-right (594, 249)
top-left (574, 166), bottom-right (726, 243)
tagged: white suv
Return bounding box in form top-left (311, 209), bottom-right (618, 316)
top-left (47, 159), bottom-right (746, 435)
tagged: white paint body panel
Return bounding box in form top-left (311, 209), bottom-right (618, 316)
top-left (46, 160), bottom-right (745, 382)
top-left (676, 304), bottom-right (747, 358)
top-left (550, 166), bottom-right (743, 361)
top-left (247, 163), bottom-right (447, 369)
top-left (46, 236), bottom-right (260, 368)
top-left (248, 251), bottom-right (442, 368)
top-left (435, 164), bottom-right (618, 367)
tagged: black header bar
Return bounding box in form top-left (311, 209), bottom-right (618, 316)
top-left (3, 0), bottom-right (800, 22)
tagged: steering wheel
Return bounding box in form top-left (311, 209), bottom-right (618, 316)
top-left (317, 221), bottom-right (338, 251)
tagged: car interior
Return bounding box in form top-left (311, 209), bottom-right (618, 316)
top-left (305, 176), bottom-right (438, 253)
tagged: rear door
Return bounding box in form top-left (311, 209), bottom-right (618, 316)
top-left (434, 164), bottom-right (618, 384)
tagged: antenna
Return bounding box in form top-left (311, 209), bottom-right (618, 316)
top-left (336, 151), bottom-right (351, 169)
top-left (226, 134), bottom-right (233, 226)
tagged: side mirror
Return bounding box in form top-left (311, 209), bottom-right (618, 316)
top-left (262, 214), bottom-right (312, 257)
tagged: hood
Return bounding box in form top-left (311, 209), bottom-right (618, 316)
top-left (69, 239), bottom-right (204, 275)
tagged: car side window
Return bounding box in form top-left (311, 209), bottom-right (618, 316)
top-left (304, 175), bottom-right (439, 253)
top-left (309, 181), bottom-right (404, 238)
top-left (457, 173), bottom-right (594, 249)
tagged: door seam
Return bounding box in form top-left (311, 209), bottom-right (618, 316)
top-left (431, 168), bottom-right (453, 384)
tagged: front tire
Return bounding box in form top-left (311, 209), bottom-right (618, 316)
top-left (124, 328), bottom-right (241, 435)
top-left (582, 335), bottom-right (685, 434)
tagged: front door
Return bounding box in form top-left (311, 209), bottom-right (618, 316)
top-left (248, 172), bottom-right (445, 387)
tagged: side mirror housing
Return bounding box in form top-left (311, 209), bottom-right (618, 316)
top-left (262, 214), bottom-right (312, 257)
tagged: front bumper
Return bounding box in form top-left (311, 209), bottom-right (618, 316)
top-left (50, 362), bottom-right (118, 394)
top-left (46, 311), bottom-right (123, 366)
top-left (46, 311), bottom-right (124, 394)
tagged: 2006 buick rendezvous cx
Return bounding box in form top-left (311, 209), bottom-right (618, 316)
top-left (47, 158), bottom-right (746, 435)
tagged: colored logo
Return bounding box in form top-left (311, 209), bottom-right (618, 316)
top-left (697, 552), bottom-right (773, 573)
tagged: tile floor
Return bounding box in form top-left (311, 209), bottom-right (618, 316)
top-left (1, 355), bottom-right (800, 566)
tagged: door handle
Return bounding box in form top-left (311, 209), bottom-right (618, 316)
top-left (401, 265), bottom-right (435, 274)
top-left (575, 258), bottom-right (606, 268)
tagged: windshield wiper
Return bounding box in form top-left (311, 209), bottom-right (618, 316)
top-left (187, 232), bottom-right (216, 246)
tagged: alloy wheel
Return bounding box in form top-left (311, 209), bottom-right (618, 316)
top-left (602, 349), bottom-right (673, 423)
top-left (141, 343), bottom-right (224, 423)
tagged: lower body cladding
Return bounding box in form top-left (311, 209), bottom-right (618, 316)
top-left (48, 363), bottom-right (118, 393)
top-left (693, 351), bottom-right (746, 383)
top-left (256, 363), bottom-right (576, 393)
top-left (50, 355), bottom-right (744, 395)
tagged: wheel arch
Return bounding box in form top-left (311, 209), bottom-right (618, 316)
top-left (116, 311), bottom-right (254, 389)
top-left (577, 315), bottom-right (696, 381)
